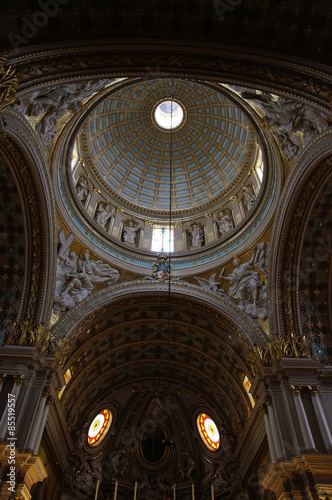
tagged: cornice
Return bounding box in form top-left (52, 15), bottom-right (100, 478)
top-left (7, 42), bottom-right (332, 109)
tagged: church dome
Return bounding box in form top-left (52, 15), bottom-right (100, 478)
top-left (78, 79), bottom-right (258, 219)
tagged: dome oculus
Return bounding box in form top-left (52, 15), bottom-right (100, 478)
top-left (197, 413), bottom-right (220, 450)
top-left (87, 409), bottom-right (112, 445)
top-left (154, 99), bottom-right (185, 130)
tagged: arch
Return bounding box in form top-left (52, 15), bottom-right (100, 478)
top-left (269, 131), bottom-right (332, 340)
top-left (0, 109), bottom-right (57, 326)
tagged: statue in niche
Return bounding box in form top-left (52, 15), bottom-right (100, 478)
top-left (219, 252), bottom-right (268, 321)
top-left (54, 247), bottom-right (120, 315)
top-left (94, 201), bottom-right (114, 228)
top-left (122, 220), bottom-right (141, 245)
top-left (188, 223), bottom-right (204, 247)
top-left (239, 90), bottom-right (331, 160)
top-left (75, 174), bottom-right (90, 204)
top-left (242, 186), bottom-right (256, 211)
top-left (214, 210), bottom-right (234, 235)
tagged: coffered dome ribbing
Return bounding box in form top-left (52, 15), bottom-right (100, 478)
top-left (81, 79), bottom-right (256, 216)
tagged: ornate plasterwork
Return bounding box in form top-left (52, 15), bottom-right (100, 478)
top-left (0, 55), bottom-right (18, 112)
top-left (249, 331), bottom-right (310, 374)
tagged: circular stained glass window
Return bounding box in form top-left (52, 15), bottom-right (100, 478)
top-left (153, 99), bottom-right (185, 130)
top-left (87, 409), bottom-right (112, 446)
top-left (197, 413), bottom-right (220, 451)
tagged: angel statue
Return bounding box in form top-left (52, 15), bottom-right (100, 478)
top-left (195, 273), bottom-right (227, 298)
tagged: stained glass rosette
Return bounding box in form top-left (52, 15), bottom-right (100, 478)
top-left (197, 413), bottom-right (220, 450)
top-left (87, 409), bottom-right (112, 446)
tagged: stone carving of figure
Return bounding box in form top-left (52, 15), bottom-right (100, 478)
top-left (156, 474), bottom-right (167, 495)
top-left (36, 111), bottom-right (58, 148)
top-left (95, 202), bottom-right (114, 228)
top-left (75, 175), bottom-right (89, 204)
top-left (77, 251), bottom-right (120, 285)
top-left (53, 248), bottom-right (120, 314)
top-left (188, 223), bottom-right (204, 247)
top-left (214, 463), bottom-right (231, 493)
top-left (111, 449), bottom-right (128, 478)
top-left (220, 425), bottom-right (235, 455)
top-left (253, 242), bottom-right (268, 276)
top-left (219, 255), bottom-right (268, 321)
top-left (122, 220), bottom-right (140, 245)
top-left (214, 211), bottom-right (234, 235)
top-left (138, 473), bottom-right (150, 492)
top-left (56, 248), bottom-right (78, 293)
top-left (242, 186), bottom-right (256, 211)
top-left (75, 454), bottom-right (93, 489)
top-left (14, 79), bottom-right (112, 147)
top-left (89, 457), bottom-right (102, 482)
top-left (178, 452), bottom-right (195, 481)
top-left (239, 90), bottom-right (330, 160)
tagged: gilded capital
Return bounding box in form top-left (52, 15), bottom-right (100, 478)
top-left (290, 385), bottom-right (301, 396)
top-left (308, 385), bottom-right (318, 396)
top-left (249, 331), bottom-right (310, 373)
top-left (0, 374), bottom-right (8, 384)
top-left (259, 403), bottom-right (268, 415)
top-left (46, 395), bottom-right (54, 406)
top-left (13, 375), bottom-right (25, 386)
top-left (42, 388), bottom-right (52, 399)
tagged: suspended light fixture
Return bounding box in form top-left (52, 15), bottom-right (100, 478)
top-left (163, 79), bottom-right (175, 450)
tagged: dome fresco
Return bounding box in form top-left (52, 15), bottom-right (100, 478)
top-left (82, 79), bottom-right (257, 217)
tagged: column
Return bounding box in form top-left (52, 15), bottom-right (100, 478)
top-left (260, 404), bottom-right (277, 463)
top-left (26, 389), bottom-right (50, 452)
top-left (33, 395), bottom-right (53, 455)
top-left (0, 375), bottom-right (24, 439)
top-left (291, 385), bottom-right (316, 451)
top-left (266, 399), bottom-right (285, 460)
top-left (309, 386), bottom-right (332, 452)
top-left (0, 374), bottom-right (7, 396)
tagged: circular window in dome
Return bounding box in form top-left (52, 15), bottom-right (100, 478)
top-left (87, 409), bottom-right (112, 446)
top-left (197, 413), bottom-right (220, 451)
top-left (153, 99), bottom-right (185, 130)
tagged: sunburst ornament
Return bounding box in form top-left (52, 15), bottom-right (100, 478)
top-left (87, 409), bottom-right (112, 446)
top-left (197, 413), bottom-right (220, 450)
